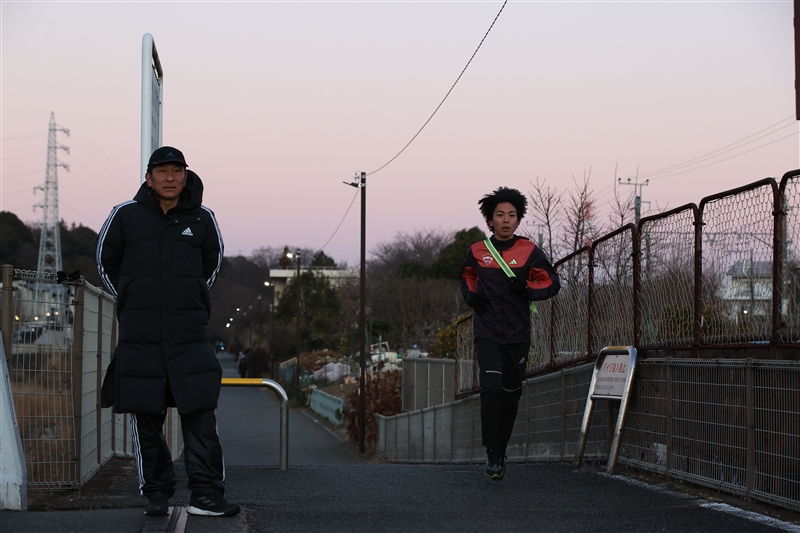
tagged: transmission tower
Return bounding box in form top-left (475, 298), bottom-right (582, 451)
top-left (34, 112), bottom-right (70, 275)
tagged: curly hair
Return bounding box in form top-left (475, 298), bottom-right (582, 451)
top-left (478, 187), bottom-right (527, 229)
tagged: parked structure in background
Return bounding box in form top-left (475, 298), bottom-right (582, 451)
top-left (268, 266), bottom-right (357, 306)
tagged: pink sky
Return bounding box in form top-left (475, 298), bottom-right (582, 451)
top-left (1, 1), bottom-right (796, 265)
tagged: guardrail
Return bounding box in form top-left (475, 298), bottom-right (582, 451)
top-left (220, 377), bottom-right (289, 471)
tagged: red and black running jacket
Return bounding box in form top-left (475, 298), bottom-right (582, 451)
top-left (459, 235), bottom-right (560, 344)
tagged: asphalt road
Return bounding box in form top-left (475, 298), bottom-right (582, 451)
top-left (2, 353), bottom-right (799, 533)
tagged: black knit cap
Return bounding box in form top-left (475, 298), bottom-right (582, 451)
top-left (147, 146), bottom-right (187, 172)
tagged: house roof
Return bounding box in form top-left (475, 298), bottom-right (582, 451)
top-left (726, 260), bottom-right (772, 278)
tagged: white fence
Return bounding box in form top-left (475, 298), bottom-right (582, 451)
top-left (379, 357), bottom-right (800, 513)
top-left (401, 357), bottom-right (460, 412)
top-left (1, 267), bottom-right (182, 490)
top-left (380, 363), bottom-right (610, 464)
top-left (309, 388), bottom-right (344, 425)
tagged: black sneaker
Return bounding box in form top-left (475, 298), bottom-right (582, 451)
top-left (484, 448), bottom-right (506, 481)
top-left (144, 498), bottom-right (169, 517)
top-left (187, 493), bottom-right (240, 517)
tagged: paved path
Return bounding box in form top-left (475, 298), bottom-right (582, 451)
top-left (2, 353), bottom-right (799, 532)
top-left (215, 352), bottom-right (361, 466)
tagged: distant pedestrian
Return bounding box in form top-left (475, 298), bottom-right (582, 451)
top-left (98, 146), bottom-right (239, 517)
top-left (237, 352), bottom-right (247, 378)
top-left (459, 187), bottom-right (560, 480)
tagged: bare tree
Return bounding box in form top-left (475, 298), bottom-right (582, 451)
top-left (562, 169), bottom-right (601, 254)
top-left (251, 245), bottom-right (320, 269)
top-left (527, 176), bottom-right (564, 261)
top-left (369, 277), bottom-right (467, 349)
top-left (368, 228), bottom-right (451, 280)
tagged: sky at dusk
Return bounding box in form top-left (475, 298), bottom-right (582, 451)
top-left (1, 1), bottom-right (797, 266)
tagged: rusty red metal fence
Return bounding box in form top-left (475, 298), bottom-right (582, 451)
top-left (779, 170), bottom-right (800, 343)
top-left (552, 247), bottom-right (591, 368)
top-left (455, 173), bottom-right (800, 396)
top-left (590, 224), bottom-right (638, 353)
top-left (639, 204), bottom-right (697, 349)
top-left (698, 179), bottom-right (779, 345)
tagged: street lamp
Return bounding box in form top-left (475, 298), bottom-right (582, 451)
top-left (294, 249), bottom-right (302, 393)
top-left (263, 280), bottom-right (276, 377)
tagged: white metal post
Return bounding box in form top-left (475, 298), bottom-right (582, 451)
top-left (141, 33), bottom-right (163, 184)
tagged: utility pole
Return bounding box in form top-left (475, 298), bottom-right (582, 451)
top-left (345, 172), bottom-right (367, 453)
top-left (619, 177), bottom-right (651, 280)
top-left (294, 249), bottom-right (301, 394)
top-left (617, 177), bottom-right (649, 225)
top-left (34, 112), bottom-right (69, 319)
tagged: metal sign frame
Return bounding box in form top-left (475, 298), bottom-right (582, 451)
top-left (574, 346), bottom-right (637, 474)
top-left (140, 33), bottom-right (163, 184)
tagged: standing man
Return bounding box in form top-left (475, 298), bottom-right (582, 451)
top-left (459, 187), bottom-right (560, 480)
top-left (98, 147), bottom-right (239, 517)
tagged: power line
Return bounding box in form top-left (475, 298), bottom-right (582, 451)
top-left (314, 186), bottom-right (360, 254)
top-left (0, 170), bottom-right (44, 179)
top-left (647, 130), bottom-right (798, 182)
top-left (592, 115), bottom-right (799, 209)
top-left (69, 134), bottom-right (135, 193)
top-left (319, 2), bottom-right (510, 260)
top-left (619, 114), bottom-right (795, 181)
top-left (0, 152), bottom-right (46, 161)
top-left (0, 134), bottom-right (46, 141)
top-left (367, 0), bottom-right (508, 176)
top-left (69, 153), bottom-right (135, 199)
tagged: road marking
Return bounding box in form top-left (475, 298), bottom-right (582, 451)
top-left (601, 473), bottom-right (800, 532)
top-left (300, 409), bottom-right (346, 442)
top-left (142, 505), bottom-right (188, 533)
top-left (697, 502), bottom-right (800, 533)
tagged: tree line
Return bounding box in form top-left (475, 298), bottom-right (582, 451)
top-left (0, 172), bottom-right (630, 365)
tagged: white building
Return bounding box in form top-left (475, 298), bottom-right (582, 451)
top-left (267, 267), bottom-right (358, 306)
top-left (719, 259), bottom-right (772, 321)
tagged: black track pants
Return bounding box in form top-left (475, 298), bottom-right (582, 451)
top-left (131, 409), bottom-right (225, 500)
top-left (476, 339), bottom-right (528, 452)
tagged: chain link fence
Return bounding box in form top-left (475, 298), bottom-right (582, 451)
top-left (699, 179), bottom-right (778, 344)
top-left (639, 205), bottom-right (697, 348)
top-left (779, 170), bottom-right (800, 343)
top-left (454, 174), bottom-right (797, 397)
top-left (1, 265), bottom-right (182, 490)
top-left (440, 173), bottom-right (800, 513)
top-left (591, 225), bottom-right (637, 352)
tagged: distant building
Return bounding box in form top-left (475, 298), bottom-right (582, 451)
top-left (267, 267), bottom-right (358, 305)
top-left (719, 259), bottom-right (772, 321)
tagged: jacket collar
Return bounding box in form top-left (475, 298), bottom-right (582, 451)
top-left (489, 234), bottom-right (525, 251)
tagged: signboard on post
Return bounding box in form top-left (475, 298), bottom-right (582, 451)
top-left (574, 346), bottom-right (637, 474)
top-left (141, 33), bottom-right (163, 184)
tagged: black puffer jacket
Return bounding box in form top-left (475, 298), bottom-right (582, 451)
top-left (97, 171), bottom-right (223, 415)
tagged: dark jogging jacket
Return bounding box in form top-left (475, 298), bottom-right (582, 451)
top-left (459, 235), bottom-right (560, 344)
top-left (97, 171), bottom-right (224, 415)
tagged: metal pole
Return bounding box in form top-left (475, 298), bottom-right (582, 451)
top-left (294, 250), bottom-right (301, 394)
top-left (359, 172), bottom-right (367, 453)
top-left (2, 265), bottom-right (14, 363)
top-left (745, 359), bottom-right (755, 501)
top-left (220, 377), bottom-right (289, 470)
top-left (96, 295), bottom-right (103, 465)
top-left (71, 284), bottom-right (85, 483)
